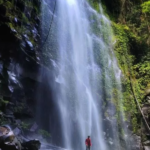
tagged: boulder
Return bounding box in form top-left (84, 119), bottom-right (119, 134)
top-left (144, 146), bottom-right (150, 150)
top-left (22, 139), bottom-right (41, 150)
top-left (30, 123), bottom-right (38, 132)
top-left (13, 128), bottom-right (21, 136)
top-left (0, 126), bottom-right (21, 150)
top-left (143, 141), bottom-right (150, 146)
top-left (0, 126), bottom-right (41, 150)
top-left (1, 137), bottom-right (21, 150)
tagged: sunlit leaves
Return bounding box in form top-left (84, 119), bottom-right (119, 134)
top-left (141, 1), bottom-right (150, 14)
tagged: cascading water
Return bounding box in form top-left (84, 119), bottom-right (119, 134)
top-left (56, 1), bottom-right (106, 150)
top-left (39, 0), bottom-right (131, 150)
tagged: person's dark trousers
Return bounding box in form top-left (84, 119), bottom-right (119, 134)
top-left (86, 146), bottom-right (90, 150)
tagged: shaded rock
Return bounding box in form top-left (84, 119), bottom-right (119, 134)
top-left (8, 71), bottom-right (19, 85)
top-left (5, 108), bottom-right (14, 115)
top-left (0, 126), bottom-right (10, 140)
top-left (5, 102), bottom-right (15, 112)
top-left (35, 17), bottom-right (40, 24)
top-left (32, 27), bottom-right (38, 39)
top-left (30, 123), bottom-right (38, 132)
top-left (15, 120), bottom-right (22, 125)
top-left (1, 137), bottom-right (21, 150)
top-left (13, 18), bottom-right (21, 26)
top-left (23, 34), bottom-right (29, 40)
top-left (0, 126), bottom-right (21, 150)
top-left (3, 114), bottom-right (15, 123)
top-left (13, 103), bottom-right (34, 119)
top-left (13, 128), bottom-right (21, 136)
top-left (22, 139), bottom-right (41, 150)
top-left (26, 41), bottom-right (34, 51)
top-left (143, 141), bottom-right (150, 146)
top-left (8, 85), bottom-right (14, 93)
top-left (14, 18), bottom-right (18, 23)
top-left (33, 0), bottom-right (41, 7)
top-left (144, 146), bottom-right (150, 150)
top-left (0, 126), bottom-right (41, 150)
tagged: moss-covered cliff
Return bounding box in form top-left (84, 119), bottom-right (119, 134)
top-left (100, 0), bottom-right (150, 147)
top-left (89, 0), bottom-right (150, 148)
top-left (0, 0), bottom-right (42, 136)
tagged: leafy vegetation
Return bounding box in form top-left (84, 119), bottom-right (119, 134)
top-left (90, 0), bottom-right (150, 135)
top-left (38, 129), bottom-right (51, 138)
top-left (110, 0), bottom-right (150, 135)
top-left (20, 122), bottom-right (30, 130)
top-left (141, 0), bottom-right (150, 14)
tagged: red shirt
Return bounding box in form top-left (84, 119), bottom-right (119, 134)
top-left (85, 138), bottom-right (92, 146)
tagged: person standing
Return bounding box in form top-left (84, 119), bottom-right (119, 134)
top-left (85, 136), bottom-right (92, 150)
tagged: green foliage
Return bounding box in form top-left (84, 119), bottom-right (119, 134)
top-left (141, 1), bottom-right (150, 14)
top-left (38, 129), bottom-right (51, 138)
top-left (131, 117), bottom-right (139, 133)
top-left (0, 118), bottom-right (9, 125)
top-left (112, 23), bottom-right (130, 75)
top-left (20, 122), bottom-right (30, 130)
top-left (0, 99), bottom-right (9, 109)
top-left (0, 0), bottom-right (3, 4)
top-left (22, 13), bottom-right (29, 23)
top-left (1, 99), bottom-right (9, 105)
top-left (88, 0), bottom-right (100, 12)
top-left (112, 22), bottom-right (142, 133)
top-left (133, 61), bottom-right (150, 90)
top-left (4, 1), bottom-right (13, 9)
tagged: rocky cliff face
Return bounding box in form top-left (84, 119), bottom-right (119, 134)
top-left (0, 0), bottom-right (42, 138)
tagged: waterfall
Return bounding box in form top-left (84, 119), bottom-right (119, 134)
top-left (39, 0), bottom-right (130, 150)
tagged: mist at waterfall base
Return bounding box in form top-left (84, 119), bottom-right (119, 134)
top-left (36, 0), bottom-right (131, 150)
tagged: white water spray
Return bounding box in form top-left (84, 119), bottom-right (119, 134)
top-left (40, 0), bottom-right (130, 150)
